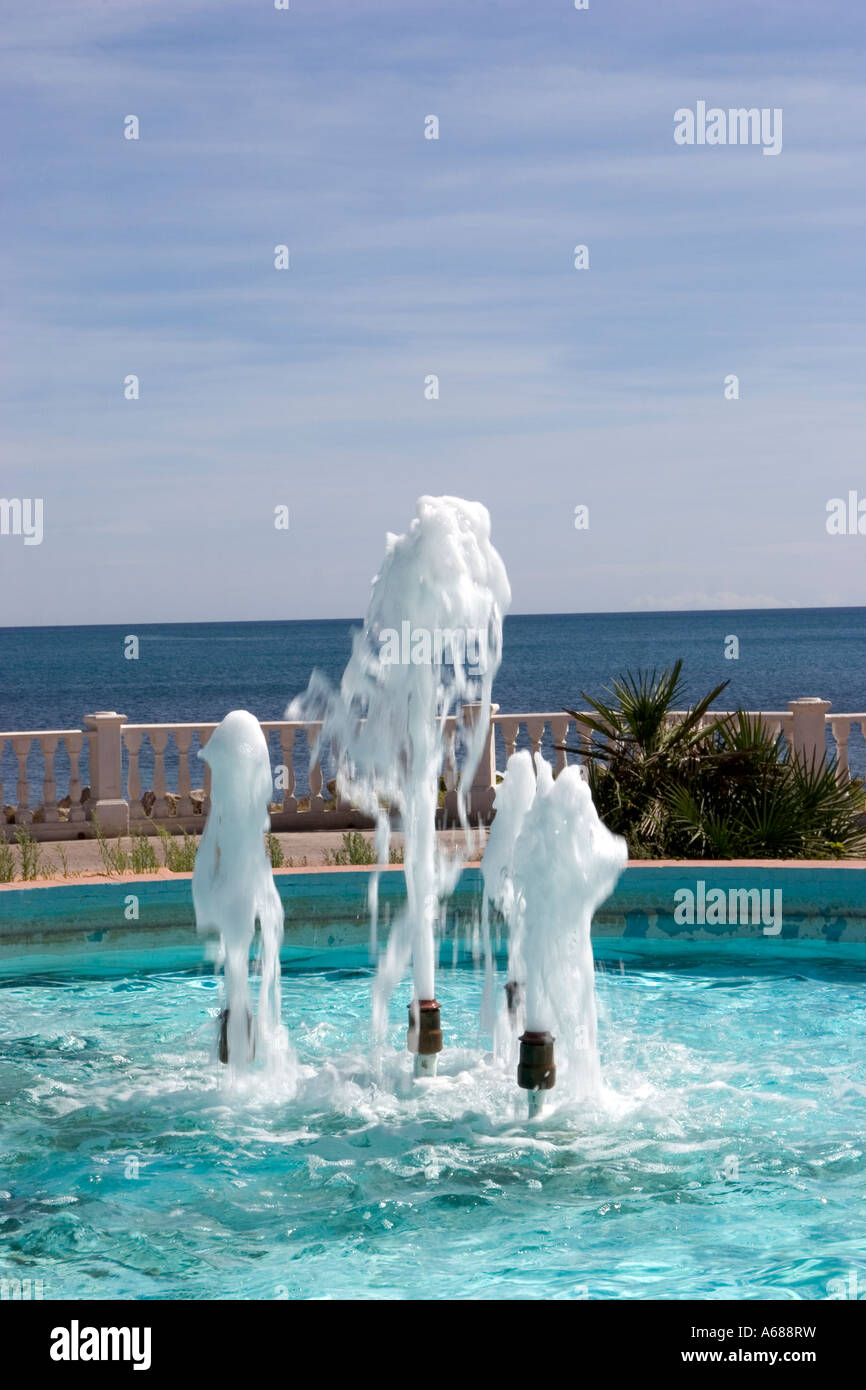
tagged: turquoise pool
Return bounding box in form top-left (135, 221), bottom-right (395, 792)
top-left (1, 935), bottom-right (864, 1301)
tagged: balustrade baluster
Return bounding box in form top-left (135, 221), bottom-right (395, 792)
top-left (305, 727), bottom-right (324, 816)
top-left (550, 715), bottom-right (569, 774)
top-left (830, 718), bottom-right (851, 784)
top-left (175, 728), bottom-right (194, 815)
top-left (443, 718), bottom-right (459, 821)
top-left (13, 736), bottom-right (32, 825)
top-left (124, 730), bottom-right (145, 820)
top-left (278, 727), bottom-right (297, 814)
top-left (41, 735), bottom-right (59, 822)
top-left (150, 730), bottom-right (170, 818)
top-left (497, 717), bottom-right (519, 764)
top-left (525, 717), bottom-right (545, 763)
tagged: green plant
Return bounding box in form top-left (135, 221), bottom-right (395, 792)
top-left (92, 817), bottom-right (130, 875)
top-left (14, 827), bottom-right (42, 880)
top-left (664, 716), bottom-right (866, 860)
top-left (266, 832), bottom-right (285, 868)
top-left (156, 826), bottom-right (198, 872)
top-left (130, 831), bottom-right (159, 874)
top-left (562, 663), bottom-right (866, 860)
top-left (323, 830), bottom-right (403, 866)
top-left (0, 837), bottom-right (15, 882)
top-left (52, 845), bottom-right (71, 878)
top-left (564, 661), bottom-right (729, 856)
top-left (324, 831), bottom-right (375, 865)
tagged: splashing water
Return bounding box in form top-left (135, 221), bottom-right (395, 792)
top-left (192, 710), bottom-right (290, 1077)
top-left (288, 496), bottom-right (510, 1048)
top-left (482, 751), bottom-right (628, 1102)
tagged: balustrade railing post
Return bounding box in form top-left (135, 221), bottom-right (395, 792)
top-left (462, 702), bottom-right (499, 820)
top-left (83, 711), bottom-right (129, 835)
top-left (787, 697), bottom-right (832, 770)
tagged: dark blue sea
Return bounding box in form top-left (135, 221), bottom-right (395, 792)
top-left (2, 609), bottom-right (865, 731)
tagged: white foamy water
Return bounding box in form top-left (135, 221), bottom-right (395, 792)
top-left (288, 496), bottom-right (510, 1035)
top-left (192, 710), bottom-right (290, 1076)
top-left (483, 751), bottom-right (627, 1100)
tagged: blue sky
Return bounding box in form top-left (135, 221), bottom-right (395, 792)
top-left (2, 0), bottom-right (865, 624)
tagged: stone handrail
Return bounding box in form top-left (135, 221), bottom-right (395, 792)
top-left (1, 698), bottom-right (863, 839)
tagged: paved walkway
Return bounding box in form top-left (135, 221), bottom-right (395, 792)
top-left (1, 827), bottom-right (488, 883)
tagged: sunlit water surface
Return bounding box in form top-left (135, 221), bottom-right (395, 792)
top-left (1, 946), bottom-right (864, 1301)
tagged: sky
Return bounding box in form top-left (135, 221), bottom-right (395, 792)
top-left (1, 0), bottom-right (865, 624)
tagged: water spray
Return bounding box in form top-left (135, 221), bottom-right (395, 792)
top-left (482, 750), bottom-right (627, 1118)
top-left (218, 1009), bottom-right (255, 1066)
top-left (192, 710), bottom-right (288, 1072)
top-left (287, 496), bottom-right (510, 1078)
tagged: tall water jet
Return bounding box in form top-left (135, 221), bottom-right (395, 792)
top-left (482, 751), bottom-right (627, 1116)
top-left (288, 496), bottom-right (510, 1075)
top-left (192, 710), bottom-right (287, 1072)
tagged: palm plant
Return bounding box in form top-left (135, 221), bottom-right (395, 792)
top-left (562, 664), bottom-right (866, 859)
top-left (665, 713), bottom-right (866, 859)
top-left (563, 661), bottom-right (729, 854)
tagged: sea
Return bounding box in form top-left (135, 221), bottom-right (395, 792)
top-left (1, 609), bottom-right (864, 802)
top-left (1, 608), bottom-right (864, 732)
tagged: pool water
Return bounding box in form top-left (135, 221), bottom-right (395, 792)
top-left (1, 944), bottom-right (864, 1301)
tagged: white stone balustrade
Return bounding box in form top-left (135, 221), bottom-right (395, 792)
top-left (1, 699), bottom-right (864, 840)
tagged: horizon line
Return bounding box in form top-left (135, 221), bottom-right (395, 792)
top-left (2, 603), bottom-right (865, 633)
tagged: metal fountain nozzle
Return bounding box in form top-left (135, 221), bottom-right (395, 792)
top-left (517, 1029), bottom-right (556, 1116)
top-left (407, 998), bottom-right (443, 1076)
top-left (218, 1008), bottom-right (256, 1065)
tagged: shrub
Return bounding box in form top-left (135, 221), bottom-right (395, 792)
top-left (266, 832), bottom-right (285, 868)
top-left (563, 662), bottom-right (866, 859)
top-left (130, 832), bottom-right (159, 874)
top-left (92, 818), bottom-right (129, 875)
top-left (156, 827), bottom-right (198, 872)
top-left (0, 837), bottom-right (15, 882)
top-left (14, 827), bottom-right (42, 880)
top-left (324, 831), bottom-right (404, 866)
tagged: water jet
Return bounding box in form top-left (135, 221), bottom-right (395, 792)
top-left (192, 710), bottom-right (287, 1072)
top-left (288, 495), bottom-right (509, 1076)
top-left (483, 749), bottom-right (627, 1115)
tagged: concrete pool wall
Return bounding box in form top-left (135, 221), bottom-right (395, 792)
top-left (1, 862), bottom-right (864, 975)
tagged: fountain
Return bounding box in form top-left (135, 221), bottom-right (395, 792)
top-left (190, 502), bottom-right (622, 1111)
top-left (191, 709), bottom-right (287, 1072)
top-left (482, 750), bottom-right (628, 1116)
top-left (288, 495), bottom-right (510, 1075)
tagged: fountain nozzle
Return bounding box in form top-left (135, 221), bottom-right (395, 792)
top-left (517, 1030), bottom-right (556, 1114)
top-left (408, 999), bottom-right (442, 1076)
top-left (505, 980), bottom-right (522, 1019)
top-left (218, 1008), bottom-right (256, 1065)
